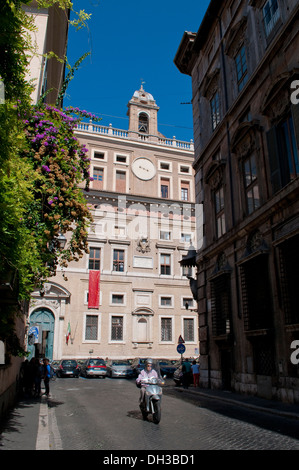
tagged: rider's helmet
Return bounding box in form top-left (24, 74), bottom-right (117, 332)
top-left (145, 358), bottom-right (153, 367)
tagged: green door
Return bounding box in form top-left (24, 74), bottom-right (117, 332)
top-left (28, 308), bottom-right (55, 361)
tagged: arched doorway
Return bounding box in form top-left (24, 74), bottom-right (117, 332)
top-left (27, 308), bottom-right (55, 361)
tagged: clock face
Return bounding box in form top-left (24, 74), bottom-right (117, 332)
top-left (132, 158), bottom-right (156, 180)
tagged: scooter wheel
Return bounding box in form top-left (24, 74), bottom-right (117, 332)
top-left (152, 401), bottom-right (161, 424)
top-left (140, 404), bottom-right (148, 421)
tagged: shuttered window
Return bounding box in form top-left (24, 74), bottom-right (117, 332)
top-left (93, 168), bottom-right (103, 189)
top-left (115, 170), bottom-right (126, 193)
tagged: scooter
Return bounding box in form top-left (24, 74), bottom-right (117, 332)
top-left (139, 375), bottom-right (165, 424)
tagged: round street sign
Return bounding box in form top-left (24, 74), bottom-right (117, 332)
top-left (177, 343), bottom-right (186, 354)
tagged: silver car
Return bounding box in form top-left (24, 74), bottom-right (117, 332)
top-left (106, 360), bottom-right (134, 378)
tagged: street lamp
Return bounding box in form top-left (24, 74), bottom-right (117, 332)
top-left (56, 233), bottom-right (67, 250)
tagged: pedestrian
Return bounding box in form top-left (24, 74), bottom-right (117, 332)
top-left (33, 358), bottom-right (43, 397)
top-left (43, 358), bottom-right (51, 397)
top-left (182, 358), bottom-right (192, 389)
top-left (191, 360), bottom-right (200, 387)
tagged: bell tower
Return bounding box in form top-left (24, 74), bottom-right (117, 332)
top-left (127, 83), bottom-right (160, 138)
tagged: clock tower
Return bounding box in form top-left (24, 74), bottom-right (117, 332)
top-left (127, 83), bottom-right (160, 139)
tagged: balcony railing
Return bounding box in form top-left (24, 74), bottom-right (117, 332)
top-left (76, 121), bottom-right (194, 151)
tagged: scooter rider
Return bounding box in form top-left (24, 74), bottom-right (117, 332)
top-left (136, 358), bottom-right (158, 404)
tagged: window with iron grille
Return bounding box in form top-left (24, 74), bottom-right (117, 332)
top-left (253, 337), bottom-right (276, 376)
top-left (211, 273), bottom-right (232, 336)
top-left (89, 247), bottom-right (101, 270)
top-left (111, 316), bottom-right (123, 341)
top-left (184, 318), bottom-right (194, 342)
top-left (85, 315), bottom-right (98, 341)
top-left (240, 255), bottom-right (273, 331)
top-left (161, 318), bottom-right (172, 341)
top-left (278, 235), bottom-right (299, 325)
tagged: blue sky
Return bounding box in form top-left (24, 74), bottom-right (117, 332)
top-left (65, 0), bottom-right (210, 143)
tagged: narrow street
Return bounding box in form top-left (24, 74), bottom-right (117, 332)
top-left (1, 377), bottom-right (299, 452)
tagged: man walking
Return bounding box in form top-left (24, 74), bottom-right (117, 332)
top-left (43, 358), bottom-right (51, 397)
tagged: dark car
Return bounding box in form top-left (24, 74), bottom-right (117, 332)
top-left (57, 359), bottom-right (80, 378)
top-left (80, 358), bottom-right (107, 378)
top-left (131, 358), bottom-right (147, 377)
top-left (158, 360), bottom-right (177, 377)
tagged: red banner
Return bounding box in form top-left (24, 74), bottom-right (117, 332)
top-left (88, 270), bottom-right (100, 308)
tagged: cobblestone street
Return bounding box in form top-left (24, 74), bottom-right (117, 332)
top-left (1, 377), bottom-right (299, 452)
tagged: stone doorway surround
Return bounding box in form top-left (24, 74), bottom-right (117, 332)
top-left (28, 282), bottom-right (71, 360)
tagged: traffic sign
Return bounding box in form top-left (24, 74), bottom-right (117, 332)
top-left (177, 343), bottom-right (185, 354)
top-left (178, 335), bottom-right (185, 344)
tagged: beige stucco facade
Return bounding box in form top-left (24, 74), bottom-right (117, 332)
top-left (28, 86), bottom-right (199, 362)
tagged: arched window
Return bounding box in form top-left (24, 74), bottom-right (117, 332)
top-left (138, 113), bottom-right (148, 133)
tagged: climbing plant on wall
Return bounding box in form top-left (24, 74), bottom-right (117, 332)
top-left (0, 0), bottom-right (96, 353)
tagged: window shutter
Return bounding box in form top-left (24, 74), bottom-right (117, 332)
top-left (266, 127), bottom-right (282, 194)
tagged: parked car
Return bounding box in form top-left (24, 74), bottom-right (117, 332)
top-left (173, 365), bottom-right (183, 385)
top-left (80, 358), bottom-right (107, 378)
top-left (131, 358), bottom-right (147, 377)
top-left (158, 360), bottom-right (177, 377)
top-left (57, 359), bottom-right (80, 378)
top-left (106, 360), bottom-right (134, 378)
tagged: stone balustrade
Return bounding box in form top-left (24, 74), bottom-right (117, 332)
top-left (76, 121), bottom-right (194, 151)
